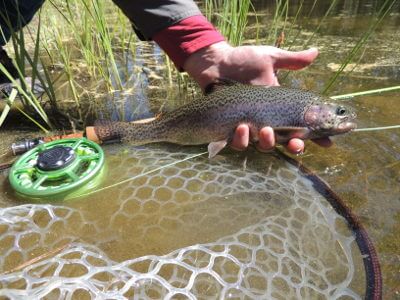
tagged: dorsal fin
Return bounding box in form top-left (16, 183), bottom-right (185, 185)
top-left (204, 78), bottom-right (240, 95)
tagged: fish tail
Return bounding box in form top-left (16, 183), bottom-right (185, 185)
top-left (93, 120), bottom-right (124, 143)
top-left (93, 120), bottom-right (160, 144)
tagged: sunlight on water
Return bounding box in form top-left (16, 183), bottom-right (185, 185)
top-left (1, 0), bottom-right (400, 298)
top-left (0, 145), bottom-right (366, 298)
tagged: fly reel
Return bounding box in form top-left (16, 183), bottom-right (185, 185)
top-left (9, 138), bottom-right (105, 199)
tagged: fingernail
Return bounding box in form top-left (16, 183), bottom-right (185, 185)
top-left (295, 148), bottom-right (304, 155)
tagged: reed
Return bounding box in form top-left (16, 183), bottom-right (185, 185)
top-left (1, 0), bottom-right (398, 130)
top-left (265, 0), bottom-right (290, 45)
top-left (206, 0), bottom-right (253, 46)
top-left (0, 86), bottom-right (17, 127)
top-left (0, 0), bottom-right (140, 129)
top-left (301, 0), bottom-right (340, 48)
top-left (46, 0), bottom-right (128, 89)
top-left (0, 9), bottom-right (52, 129)
top-left (331, 85), bottom-right (400, 100)
top-left (322, 0), bottom-right (397, 94)
top-left (50, 23), bottom-right (83, 120)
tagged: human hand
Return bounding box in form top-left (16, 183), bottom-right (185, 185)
top-left (183, 41), bottom-right (332, 154)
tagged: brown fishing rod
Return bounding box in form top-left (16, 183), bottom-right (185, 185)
top-left (10, 127), bottom-right (101, 156)
top-left (9, 117), bottom-right (157, 156)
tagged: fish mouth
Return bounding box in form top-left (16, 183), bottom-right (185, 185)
top-left (337, 121), bottom-right (357, 133)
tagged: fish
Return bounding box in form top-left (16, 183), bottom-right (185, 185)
top-left (93, 79), bottom-right (357, 158)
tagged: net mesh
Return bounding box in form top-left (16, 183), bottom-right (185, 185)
top-left (0, 145), bottom-right (365, 299)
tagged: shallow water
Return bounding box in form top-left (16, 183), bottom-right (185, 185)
top-left (1, 0), bottom-right (400, 298)
top-left (0, 144), bottom-right (367, 298)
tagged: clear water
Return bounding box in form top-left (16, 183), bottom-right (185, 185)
top-left (0, 0), bottom-right (399, 298)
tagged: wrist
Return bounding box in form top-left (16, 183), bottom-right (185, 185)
top-left (153, 15), bottom-right (225, 73)
top-left (183, 41), bottom-right (233, 90)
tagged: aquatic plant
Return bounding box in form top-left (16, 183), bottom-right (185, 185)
top-left (0, 10), bottom-right (52, 130)
top-left (1, 0), bottom-right (398, 131)
top-left (1, 0), bottom-right (138, 129)
top-left (205, 0), bottom-right (254, 46)
top-left (331, 85), bottom-right (400, 100)
top-left (322, 0), bottom-right (397, 93)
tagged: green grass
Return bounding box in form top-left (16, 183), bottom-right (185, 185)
top-left (1, 0), bottom-right (137, 129)
top-left (0, 8), bottom-right (52, 129)
top-left (331, 85), bottom-right (400, 100)
top-left (322, 0), bottom-right (397, 94)
top-left (205, 0), bottom-right (254, 46)
top-left (0, 0), bottom-right (398, 130)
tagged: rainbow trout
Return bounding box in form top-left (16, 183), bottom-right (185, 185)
top-left (94, 80), bottom-right (356, 157)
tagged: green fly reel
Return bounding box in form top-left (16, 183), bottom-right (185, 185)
top-left (9, 138), bottom-right (105, 199)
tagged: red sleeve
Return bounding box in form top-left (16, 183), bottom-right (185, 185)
top-left (153, 15), bottom-right (225, 71)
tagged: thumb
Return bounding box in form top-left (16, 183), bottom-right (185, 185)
top-left (273, 47), bottom-right (318, 70)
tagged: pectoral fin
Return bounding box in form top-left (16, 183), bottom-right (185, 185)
top-left (274, 127), bottom-right (311, 143)
top-left (208, 140), bottom-right (228, 158)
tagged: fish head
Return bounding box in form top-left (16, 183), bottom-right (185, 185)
top-left (304, 102), bottom-right (357, 135)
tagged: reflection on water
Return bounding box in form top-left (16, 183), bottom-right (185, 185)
top-left (0, 145), bottom-right (366, 298)
top-left (1, 0), bottom-right (400, 298)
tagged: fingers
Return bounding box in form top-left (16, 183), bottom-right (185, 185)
top-left (269, 74), bottom-right (280, 86)
top-left (286, 138), bottom-right (305, 154)
top-left (230, 124), bottom-right (249, 150)
top-left (231, 125), bottom-right (276, 152)
top-left (231, 125), bottom-right (329, 155)
top-left (257, 127), bottom-right (275, 151)
top-left (273, 47), bottom-right (319, 70)
top-left (258, 127), bottom-right (305, 154)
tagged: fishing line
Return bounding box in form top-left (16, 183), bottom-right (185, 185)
top-left (353, 125), bottom-right (400, 132)
top-left (68, 150), bottom-right (209, 200)
top-left (330, 86), bottom-right (400, 133)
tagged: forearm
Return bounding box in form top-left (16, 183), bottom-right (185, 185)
top-left (111, 0), bottom-right (202, 40)
top-left (112, 0), bottom-right (225, 73)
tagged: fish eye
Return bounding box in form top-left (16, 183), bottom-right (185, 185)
top-left (336, 106), bottom-right (347, 116)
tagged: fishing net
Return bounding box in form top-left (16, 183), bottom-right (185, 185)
top-left (0, 145), bottom-right (368, 299)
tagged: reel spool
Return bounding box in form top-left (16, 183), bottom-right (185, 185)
top-left (9, 138), bottom-right (105, 199)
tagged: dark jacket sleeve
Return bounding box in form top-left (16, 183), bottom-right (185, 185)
top-left (112, 0), bottom-right (202, 40)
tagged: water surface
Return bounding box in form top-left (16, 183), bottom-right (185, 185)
top-left (0, 0), bottom-right (399, 298)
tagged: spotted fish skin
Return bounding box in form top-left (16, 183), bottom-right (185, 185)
top-left (94, 81), bottom-right (356, 156)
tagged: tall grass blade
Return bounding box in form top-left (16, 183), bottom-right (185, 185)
top-left (0, 63), bottom-right (50, 129)
top-left (266, 0), bottom-right (290, 45)
top-left (302, 0), bottom-right (339, 48)
top-left (205, 0), bottom-right (253, 46)
top-left (322, 0), bottom-right (397, 94)
top-left (0, 5), bottom-right (55, 129)
top-left (13, 104), bottom-right (49, 132)
top-left (331, 85), bottom-right (400, 100)
top-left (0, 87), bottom-right (18, 126)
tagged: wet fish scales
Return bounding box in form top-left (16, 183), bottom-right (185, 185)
top-left (94, 81), bottom-right (356, 157)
